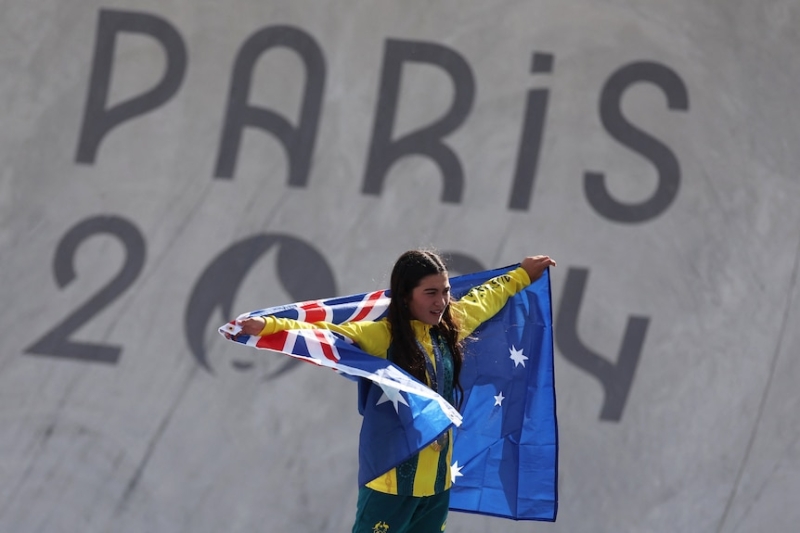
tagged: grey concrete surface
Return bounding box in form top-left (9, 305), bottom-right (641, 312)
top-left (1, 1), bottom-right (799, 532)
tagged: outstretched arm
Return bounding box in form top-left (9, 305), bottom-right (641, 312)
top-left (234, 314), bottom-right (391, 358)
top-left (453, 254), bottom-right (556, 338)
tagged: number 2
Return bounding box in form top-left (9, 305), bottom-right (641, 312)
top-left (25, 215), bottom-right (145, 364)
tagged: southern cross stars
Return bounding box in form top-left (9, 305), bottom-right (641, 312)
top-left (494, 391), bottom-right (505, 406)
top-left (376, 384), bottom-right (409, 413)
top-left (509, 345), bottom-right (528, 367)
top-left (451, 461), bottom-right (464, 484)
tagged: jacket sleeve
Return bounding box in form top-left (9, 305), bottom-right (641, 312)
top-left (257, 316), bottom-right (392, 358)
top-left (451, 266), bottom-right (531, 340)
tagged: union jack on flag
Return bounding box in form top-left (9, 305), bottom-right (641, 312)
top-left (221, 288), bottom-right (388, 362)
top-left (219, 265), bottom-right (558, 521)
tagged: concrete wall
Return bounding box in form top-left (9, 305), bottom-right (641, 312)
top-left (1, 1), bottom-right (799, 531)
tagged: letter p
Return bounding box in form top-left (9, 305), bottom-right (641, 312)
top-left (75, 9), bottom-right (187, 164)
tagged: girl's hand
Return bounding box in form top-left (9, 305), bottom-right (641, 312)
top-left (237, 316), bottom-right (267, 336)
top-left (521, 255), bottom-right (556, 282)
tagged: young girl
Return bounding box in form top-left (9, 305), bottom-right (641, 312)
top-left (235, 250), bottom-right (556, 533)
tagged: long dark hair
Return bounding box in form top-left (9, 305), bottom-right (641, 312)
top-left (386, 250), bottom-right (464, 408)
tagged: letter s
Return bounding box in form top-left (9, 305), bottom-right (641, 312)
top-left (585, 61), bottom-right (689, 223)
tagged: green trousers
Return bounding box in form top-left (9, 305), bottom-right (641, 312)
top-left (352, 487), bottom-right (450, 533)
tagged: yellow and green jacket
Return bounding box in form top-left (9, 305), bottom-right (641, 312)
top-left (257, 266), bottom-right (531, 496)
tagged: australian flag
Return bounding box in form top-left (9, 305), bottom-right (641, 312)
top-left (219, 265), bottom-right (558, 521)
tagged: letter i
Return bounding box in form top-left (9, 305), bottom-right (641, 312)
top-left (508, 52), bottom-right (553, 211)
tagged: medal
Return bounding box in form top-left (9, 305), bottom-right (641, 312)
top-left (430, 431), bottom-right (449, 452)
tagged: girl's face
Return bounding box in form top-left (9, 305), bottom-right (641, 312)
top-left (407, 272), bottom-right (451, 325)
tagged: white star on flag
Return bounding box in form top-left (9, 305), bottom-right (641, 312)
top-left (494, 391), bottom-right (505, 406)
top-left (451, 461), bottom-right (464, 484)
top-left (509, 345), bottom-right (528, 367)
top-left (376, 384), bottom-right (409, 413)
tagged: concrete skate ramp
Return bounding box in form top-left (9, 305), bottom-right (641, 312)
top-left (2, 1), bottom-right (799, 532)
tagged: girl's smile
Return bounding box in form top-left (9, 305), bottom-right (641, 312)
top-left (407, 272), bottom-right (451, 325)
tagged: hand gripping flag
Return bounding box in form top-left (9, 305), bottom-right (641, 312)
top-left (219, 265), bottom-right (558, 521)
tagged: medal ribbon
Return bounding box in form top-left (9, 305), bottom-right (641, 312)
top-left (419, 328), bottom-right (445, 397)
top-left (419, 328), bottom-right (450, 451)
